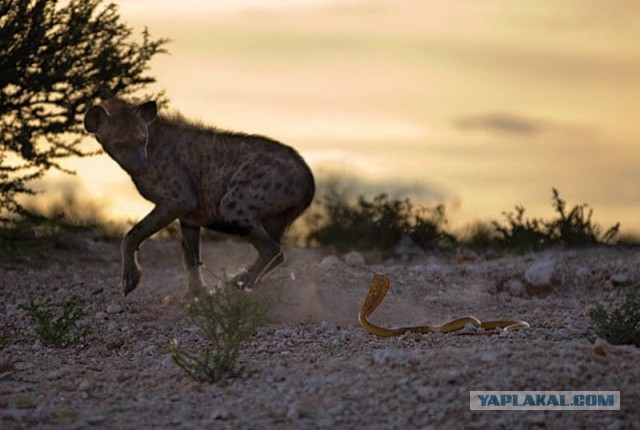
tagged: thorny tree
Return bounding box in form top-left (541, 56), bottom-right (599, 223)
top-left (0, 0), bottom-right (167, 220)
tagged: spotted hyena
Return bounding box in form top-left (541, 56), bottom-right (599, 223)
top-left (83, 99), bottom-right (314, 296)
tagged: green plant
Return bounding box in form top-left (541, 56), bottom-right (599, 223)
top-left (20, 297), bottom-right (91, 348)
top-left (588, 292), bottom-right (640, 347)
top-left (306, 189), bottom-right (454, 251)
top-left (53, 409), bottom-right (76, 423)
top-left (0, 330), bottom-right (9, 348)
top-left (170, 286), bottom-right (269, 382)
top-left (14, 394), bottom-right (36, 409)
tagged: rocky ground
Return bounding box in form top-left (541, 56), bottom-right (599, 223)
top-left (1, 232), bottom-right (639, 429)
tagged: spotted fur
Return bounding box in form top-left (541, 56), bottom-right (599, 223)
top-left (84, 99), bottom-right (314, 296)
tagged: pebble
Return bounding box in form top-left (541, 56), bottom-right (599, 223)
top-left (0, 409), bottom-right (31, 421)
top-left (504, 279), bottom-right (525, 297)
top-left (46, 365), bottom-right (73, 380)
top-left (85, 414), bottom-right (106, 425)
top-left (479, 351), bottom-right (498, 363)
top-left (343, 251), bottom-right (365, 268)
top-left (106, 303), bottom-right (123, 314)
top-left (210, 407), bottom-right (233, 420)
top-left (551, 327), bottom-right (571, 340)
top-left (320, 255), bottom-right (342, 267)
top-left (78, 379), bottom-right (91, 391)
top-left (610, 273), bottom-right (630, 286)
top-left (524, 259), bottom-right (555, 287)
top-left (393, 235), bottom-right (424, 257)
top-left (575, 266), bottom-right (590, 278)
top-left (286, 402), bottom-right (301, 420)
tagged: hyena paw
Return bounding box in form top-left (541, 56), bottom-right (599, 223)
top-left (230, 271), bottom-right (253, 291)
top-left (121, 263), bottom-right (142, 296)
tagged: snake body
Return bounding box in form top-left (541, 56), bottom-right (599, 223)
top-left (358, 273), bottom-right (530, 337)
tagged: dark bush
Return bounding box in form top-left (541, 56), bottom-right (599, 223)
top-left (306, 189), bottom-right (454, 251)
top-left (589, 292), bottom-right (640, 347)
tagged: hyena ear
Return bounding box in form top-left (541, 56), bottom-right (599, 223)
top-left (84, 105), bottom-right (108, 133)
top-left (137, 101), bottom-right (157, 124)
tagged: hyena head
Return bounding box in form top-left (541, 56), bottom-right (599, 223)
top-left (84, 100), bottom-right (158, 176)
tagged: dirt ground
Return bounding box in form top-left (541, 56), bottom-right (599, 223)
top-left (1, 232), bottom-right (639, 429)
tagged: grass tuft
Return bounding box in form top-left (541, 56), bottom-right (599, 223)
top-left (170, 285), bottom-right (269, 383)
top-left (20, 297), bottom-right (91, 348)
top-left (588, 292), bottom-right (640, 347)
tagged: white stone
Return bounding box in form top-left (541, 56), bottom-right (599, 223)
top-left (393, 235), bottom-right (424, 256)
top-left (504, 279), bottom-right (525, 297)
top-left (343, 251), bottom-right (365, 268)
top-left (575, 266), bottom-right (590, 278)
top-left (610, 273), bottom-right (630, 286)
top-left (106, 303), bottom-right (123, 314)
top-left (320, 255), bottom-right (341, 267)
top-left (524, 259), bottom-right (555, 287)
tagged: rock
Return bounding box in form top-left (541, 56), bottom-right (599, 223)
top-left (524, 259), bottom-right (555, 287)
top-left (105, 337), bottom-right (125, 351)
top-left (393, 235), bottom-right (423, 257)
top-left (575, 266), bottom-right (590, 278)
top-left (85, 414), bottom-right (106, 425)
top-left (0, 358), bottom-right (15, 373)
top-left (551, 327), bottom-right (571, 340)
top-left (0, 409), bottom-right (31, 421)
top-left (610, 273), bottom-right (631, 286)
top-left (46, 365), bottom-right (73, 380)
top-left (479, 351), bottom-right (498, 363)
top-left (94, 311), bottom-right (107, 320)
top-left (504, 279), bottom-right (525, 297)
top-left (343, 251), bottom-right (365, 268)
top-left (78, 379), bottom-right (91, 391)
top-left (211, 407), bottom-right (233, 420)
top-left (106, 303), bottom-right (123, 314)
top-left (286, 402), bottom-right (301, 420)
top-left (320, 255), bottom-right (342, 267)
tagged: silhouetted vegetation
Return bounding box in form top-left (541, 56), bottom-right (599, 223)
top-left (489, 188), bottom-right (619, 252)
top-left (1, 0), bottom-right (167, 221)
top-left (305, 187), bottom-right (624, 253)
top-left (305, 188), bottom-right (455, 251)
top-left (2, 185), bottom-right (632, 256)
top-left (589, 292), bottom-right (640, 347)
top-left (0, 192), bottom-right (128, 254)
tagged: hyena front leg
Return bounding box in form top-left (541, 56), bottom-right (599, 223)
top-left (121, 204), bottom-right (191, 296)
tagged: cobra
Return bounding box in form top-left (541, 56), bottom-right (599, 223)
top-left (358, 273), bottom-right (530, 337)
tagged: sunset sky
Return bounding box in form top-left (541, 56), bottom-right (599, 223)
top-left (43, 0), bottom-right (640, 233)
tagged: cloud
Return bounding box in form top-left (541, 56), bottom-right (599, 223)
top-left (454, 113), bottom-right (544, 136)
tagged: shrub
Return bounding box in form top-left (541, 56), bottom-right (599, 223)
top-left (459, 221), bottom-right (497, 249)
top-left (306, 189), bottom-right (454, 251)
top-left (492, 188), bottom-right (619, 251)
top-left (588, 292), bottom-right (640, 347)
top-left (20, 297), bottom-right (91, 348)
top-left (170, 286), bottom-right (269, 383)
top-left (492, 205), bottom-right (548, 252)
top-left (547, 188), bottom-right (619, 247)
